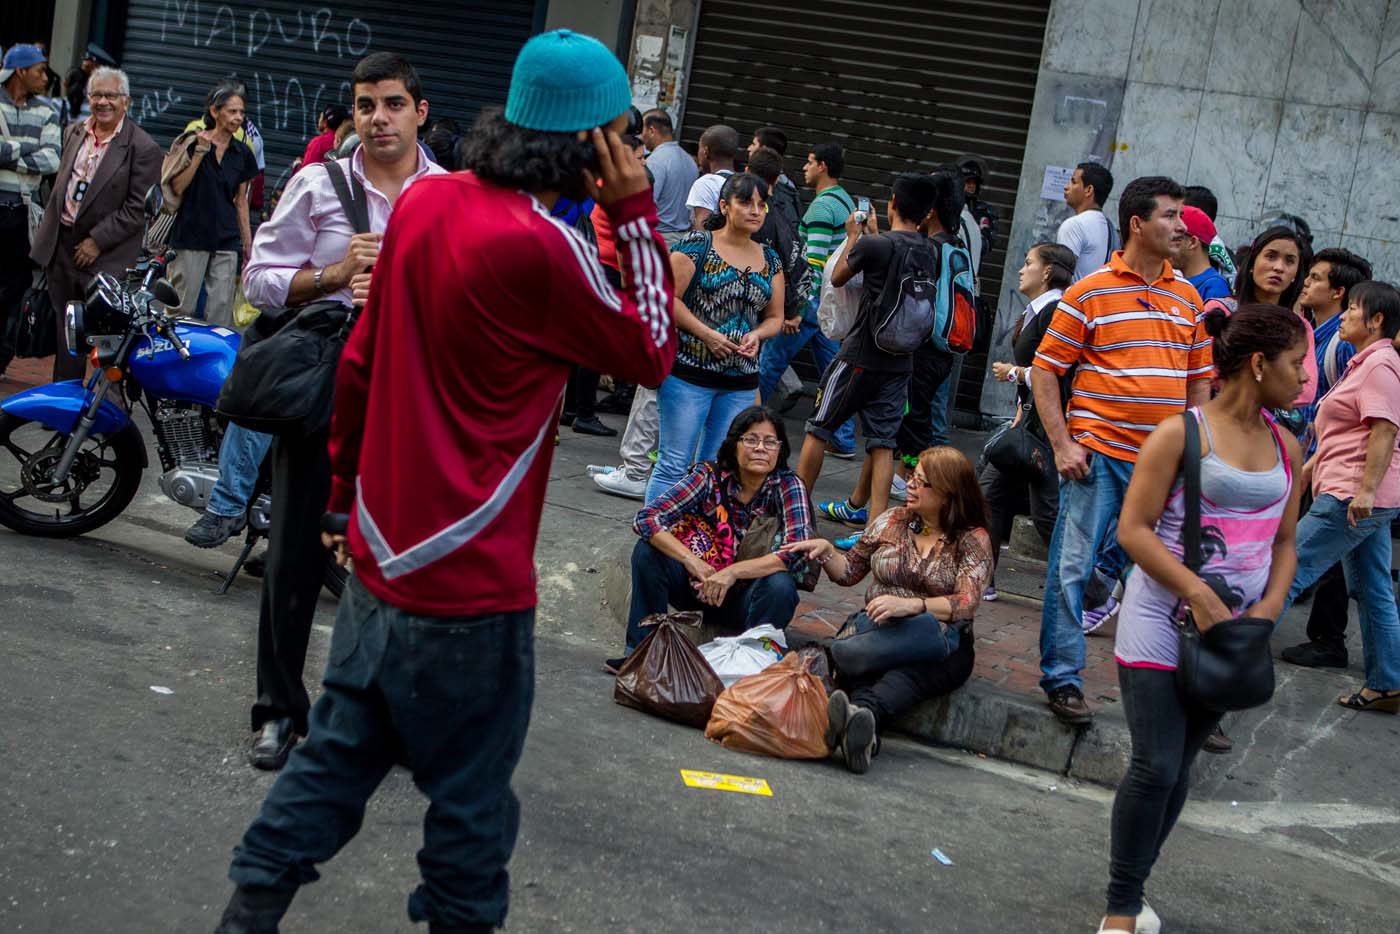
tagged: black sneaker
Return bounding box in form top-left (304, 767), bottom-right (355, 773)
top-left (249, 718), bottom-right (298, 771)
top-left (214, 886), bottom-right (295, 934)
top-left (841, 706), bottom-right (876, 774)
top-left (572, 416), bottom-right (619, 437)
top-left (1047, 685), bottom-right (1094, 724)
top-left (602, 656), bottom-right (627, 675)
top-left (1281, 640), bottom-right (1348, 669)
top-left (826, 689), bottom-right (852, 750)
top-left (185, 511), bottom-right (247, 548)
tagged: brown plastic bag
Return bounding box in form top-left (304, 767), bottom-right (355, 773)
top-left (614, 612), bottom-right (724, 728)
top-left (704, 653), bottom-right (829, 759)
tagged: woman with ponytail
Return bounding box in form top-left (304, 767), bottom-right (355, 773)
top-left (645, 172), bottom-right (786, 504)
top-left (1101, 303), bottom-right (1306, 933)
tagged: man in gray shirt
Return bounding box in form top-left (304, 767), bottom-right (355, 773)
top-left (640, 108), bottom-right (696, 242)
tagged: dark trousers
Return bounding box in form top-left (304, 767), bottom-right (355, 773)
top-left (47, 225), bottom-right (92, 381)
top-left (1305, 562), bottom-right (1349, 651)
top-left (844, 629), bottom-right (975, 734)
top-left (252, 429), bottom-right (331, 735)
top-left (1107, 664), bottom-right (1223, 916)
top-left (230, 577), bottom-right (535, 928)
top-left (563, 366), bottom-right (600, 420)
top-left (895, 342), bottom-right (956, 458)
top-left (0, 204), bottom-right (32, 373)
top-left (978, 453), bottom-right (1057, 572)
top-left (626, 539), bottom-right (800, 650)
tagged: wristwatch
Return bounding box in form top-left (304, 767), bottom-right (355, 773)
top-left (313, 267), bottom-right (327, 294)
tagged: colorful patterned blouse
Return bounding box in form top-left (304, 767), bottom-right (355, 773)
top-left (834, 508), bottom-right (993, 624)
top-left (671, 230), bottom-right (781, 390)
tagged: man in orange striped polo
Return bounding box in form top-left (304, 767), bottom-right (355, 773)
top-left (1030, 176), bottom-right (1212, 723)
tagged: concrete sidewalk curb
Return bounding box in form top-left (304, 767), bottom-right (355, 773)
top-left (894, 682), bottom-right (1132, 785)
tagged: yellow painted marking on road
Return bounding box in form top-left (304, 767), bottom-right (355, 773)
top-left (681, 769), bottom-right (772, 797)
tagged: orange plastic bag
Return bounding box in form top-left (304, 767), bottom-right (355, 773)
top-left (704, 653), bottom-right (829, 759)
top-left (614, 612), bottom-right (724, 728)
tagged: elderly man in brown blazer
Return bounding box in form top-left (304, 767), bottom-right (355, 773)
top-left (30, 66), bottom-right (160, 380)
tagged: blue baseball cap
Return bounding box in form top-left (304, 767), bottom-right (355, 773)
top-left (3, 44), bottom-right (47, 72)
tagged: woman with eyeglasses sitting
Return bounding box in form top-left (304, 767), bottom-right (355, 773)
top-left (782, 447), bottom-right (992, 773)
top-left (605, 406), bottom-right (814, 673)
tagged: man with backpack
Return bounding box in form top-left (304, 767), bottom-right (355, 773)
top-left (746, 145), bottom-right (813, 331)
top-left (796, 172), bottom-right (942, 529)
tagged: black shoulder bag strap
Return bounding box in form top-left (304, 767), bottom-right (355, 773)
top-left (1181, 409), bottom-right (1203, 576)
top-left (324, 159), bottom-right (370, 235)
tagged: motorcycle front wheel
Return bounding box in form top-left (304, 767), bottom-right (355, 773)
top-left (0, 413), bottom-right (145, 538)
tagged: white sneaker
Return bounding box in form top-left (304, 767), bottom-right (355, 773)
top-left (594, 469), bottom-right (648, 500)
top-left (586, 463), bottom-right (622, 478)
top-left (889, 473), bottom-right (908, 501)
top-left (1097, 900), bottom-right (1160, 934)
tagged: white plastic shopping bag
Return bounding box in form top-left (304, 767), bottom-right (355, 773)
top-left (817, 237), bottom-right (863, 341)
top-left (699, 624), bottom-right (788, 687)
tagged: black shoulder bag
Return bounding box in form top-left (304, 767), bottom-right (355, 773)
top-left (217, 161), bottom-right (368, 438)
top-left (1174, 410), bottom-right (1276, 712)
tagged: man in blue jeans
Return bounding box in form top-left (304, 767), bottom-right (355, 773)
top-left (759, 141), bottom-right (857, 455)
top-left (185, 424), bottom-right (273, 546)
top-left (1030, 176), bottom-right (1211, 724)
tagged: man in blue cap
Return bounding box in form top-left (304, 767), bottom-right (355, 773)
top-left (214, 31), bottom-right (675, 934)
top-left (0, 44), bottom-right (61, 377)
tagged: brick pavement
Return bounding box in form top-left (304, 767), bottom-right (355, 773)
top-left (790, 551), bottom-right (1122, 708)
top-left (0, 355), bottom-right (54, 397)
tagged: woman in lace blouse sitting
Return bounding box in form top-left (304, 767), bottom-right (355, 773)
top-left (783, 446), bottom-right (993, 773)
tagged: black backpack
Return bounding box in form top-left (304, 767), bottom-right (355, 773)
top-left (871, 236), bottom-right (940, 355)
top-left (764, 182), bottom-right (813, 317)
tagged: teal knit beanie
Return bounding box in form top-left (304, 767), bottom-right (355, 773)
top-left (506, 29), bottom-right (632, 133)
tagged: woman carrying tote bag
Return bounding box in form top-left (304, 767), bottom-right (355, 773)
top-left (1099, 303), bottom-right (1306, 934)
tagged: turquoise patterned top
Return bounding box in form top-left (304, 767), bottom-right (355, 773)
top-left (671, 230), bottom-right (782, 390)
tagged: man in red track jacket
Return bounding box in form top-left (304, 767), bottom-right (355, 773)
top-left (216, 31), bottom-right (674, 934)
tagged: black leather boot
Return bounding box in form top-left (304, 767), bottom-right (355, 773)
top-left (213, 886), bottom-right (295, 933)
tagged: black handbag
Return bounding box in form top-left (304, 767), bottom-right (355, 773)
top-left (217, 161), bottom-right (368, 438)
top-left (1174, 410), bottom-right (1276, 712)
top-left (15, 275), bottom-right (57, 359)
top-left (984, 405), bottom-right (1052, 476)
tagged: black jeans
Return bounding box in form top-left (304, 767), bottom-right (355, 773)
top-left (978, 451), bottom-right (1057, 572)
top-left (230, 577), bottom-right (535, 928)
top-left (895, 342), bottom-right (956, 458)
top-left (1107, 664), bottom-right (1223, 915)
top-left (0, 204), bottom-right (33, 373)
top-left (1305, 561), bottom-right (1349, 651)
top-left (252, 429), bottom-right (331, 735)
top-left (844, 634), bottom-right (975, 734)
top-left (563, 366), bottom-right (600, 420)
top-left (626, 538), bottom-right (800, 650)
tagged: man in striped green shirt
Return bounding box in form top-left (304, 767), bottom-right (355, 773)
top-left (758, 142), bottom-right (857, 454)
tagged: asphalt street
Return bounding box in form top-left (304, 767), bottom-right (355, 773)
top-left (3, 409), bottom-right (1400, 932)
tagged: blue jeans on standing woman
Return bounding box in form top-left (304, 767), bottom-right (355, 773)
top-left (757, 306), bottom-right (856, 453)
top-left (1285, 493), bottom-right (1400, 690)
top-left (1040, 451), bottom-right (1132, 695)
top-left (644, 375), bottom-right (756, 504)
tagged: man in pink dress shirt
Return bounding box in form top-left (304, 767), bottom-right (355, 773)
top-left (187, 52), bottom-right (445, 773)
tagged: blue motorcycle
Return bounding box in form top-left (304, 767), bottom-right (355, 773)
top-left (0, 189), bottom-right (343, 595)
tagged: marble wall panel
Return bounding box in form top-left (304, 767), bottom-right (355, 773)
top-left (1042, 0), bottom-right (1139, 79)
top-left (1205, 0), bottom-right (1303, 93)
top-left (1129, 0), bottom-right (1223, 90)
top-left (1371, 4), bottom-right (1400, 113)
top-left (1285, 0), bottom-right (1388, 109)
top-left (1112, 80), bottom-right (1203, 183)
top-left (1187, 93), bottom-right (1284, 220)
top-left (1264, 103), bottom-right (1365, 230)
top-left (1341, 235), bottom-right (1400, 280)
top-left (1342, 111), bottom-right (1400, 241)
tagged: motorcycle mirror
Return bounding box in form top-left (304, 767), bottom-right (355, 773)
top-left (152, 278), bottom-right (182, 309)
top-left (143, 185), bottom-right (164, 221)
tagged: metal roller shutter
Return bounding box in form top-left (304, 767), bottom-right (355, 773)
top-left (682, 0), bottom-right (1050, 418)
top-left (119, 0), bottom-right (542, 195)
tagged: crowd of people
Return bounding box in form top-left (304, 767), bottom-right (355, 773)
top-left (4, 25), bottom-right (1400, 934)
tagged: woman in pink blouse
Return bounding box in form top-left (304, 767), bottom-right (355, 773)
top-left (783, 446), bottom-right (993, 773)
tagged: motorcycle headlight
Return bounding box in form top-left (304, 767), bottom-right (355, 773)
top-left (64, 302), bottom-right (84, 355)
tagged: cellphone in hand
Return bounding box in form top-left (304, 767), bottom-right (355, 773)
top-left (857, 196), bottom-right (872, 215)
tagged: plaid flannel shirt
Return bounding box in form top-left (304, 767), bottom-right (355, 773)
top-left (0, 86), bottom-right (61, 206)
top-left (634, 462), bottom-right (814, 570)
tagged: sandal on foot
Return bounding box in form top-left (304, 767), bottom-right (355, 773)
top-left (1337, 689), bottom-right (1400, 713)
